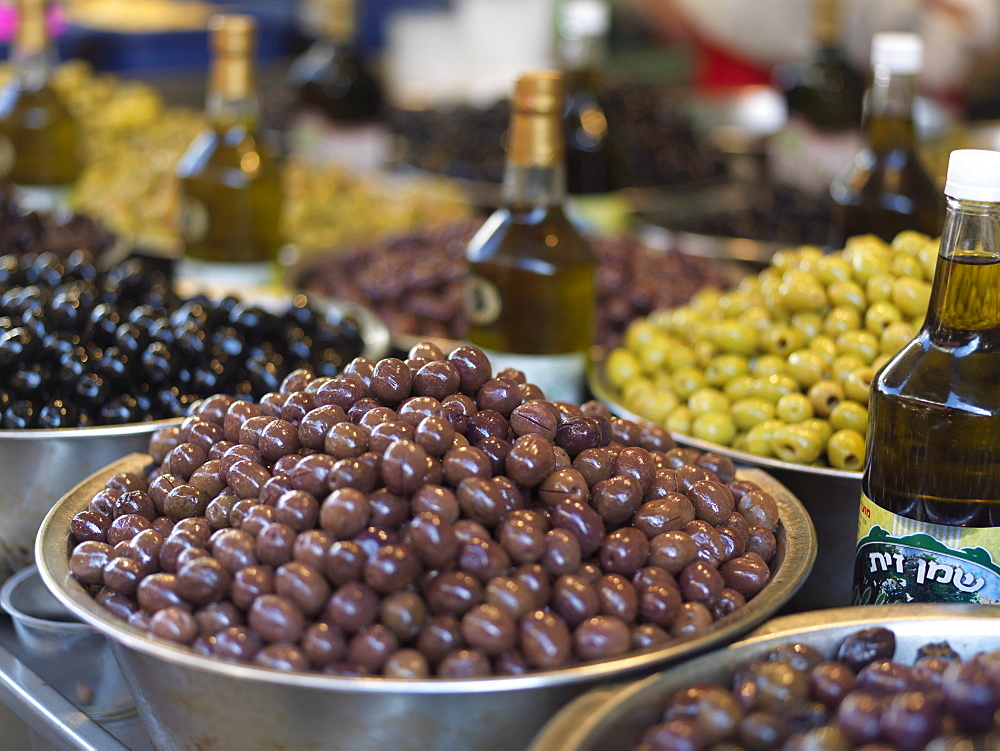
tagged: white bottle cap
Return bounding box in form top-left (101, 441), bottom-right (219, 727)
top-left (559, 0), bottom-right (610, 38)
top-left (945, 149), bottom-right (1000, 202)
top-left (870, 32), bottom-right (923, 74)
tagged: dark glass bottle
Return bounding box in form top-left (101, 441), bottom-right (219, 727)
top-left (855, 148), bottom-right (1000, 606)
top-left (0, 0), bottom-right (82, 211)
top-left (176, 14), bottom-right (284, 287)
top-left (466, 71), bottom-right (597, 403)
top-left (829, 32), bottom-right (944, 248)
top-left (777, 0), bottom-right (863, 130)
top-left (289, 0), bottom-right (382, 124)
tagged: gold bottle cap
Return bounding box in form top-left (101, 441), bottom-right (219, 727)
top-left (512, 71), bottom-right (565, 116)
top-left (319, 0), bottom-right (355, 42)
top-left (812, 0), bottom-right (841, 46)
top-left (210, 14), bottom-right (257, 56)
top-left (16, 0), bottom-right (49, 52)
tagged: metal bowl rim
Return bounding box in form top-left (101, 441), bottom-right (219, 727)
top-left (587, 348), bottom-right (863, 481)
top-left (0, 416), bottom-right (182, 441)
top-left (36, 453), bottom-right (816, 696)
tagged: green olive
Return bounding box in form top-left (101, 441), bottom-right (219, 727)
top-left (770, 423), bottom-right (824, 464)
top-left (666, 405), bottom-right (693, 435)
top-left (750, 354), bottom-right (789, 378)
top-left (770, 248), bottom-right (799, 270)
top-left (718, 291), bottom-right (756, 318)
top-left (846, 240), bottom-right (892, 282)
top-left (638, 332), bottom-right (673, 373)
top-left (891, 253), bottom-right (923, 280)
top-left (751, 373), bottom-right (799, 403)
top-left (758, 324), bottom-right (806, 357)
top-left (830, 353), bottom-right (866, 384)
top-left (687, 387), bottom-right (730, 416)
top-left (795, 245), bottom-right (825, 272)
top-left (623, 318), bottom-right (658, 351)
top-left (745, 419), bottom-right (784, 457)
top-left (777, 269), bottom-right (827, 312)
top-left (732, 397), bottom-right (777, 431)
top-left (843, 366), bottom-right (877, 403)
top-left (732, 432), bottom-right (750, 452)
top-left (823, 306), bottom-right (863, 337)
top-left (809, 335), bottom-right (838, 365)
top-left (814, 255), bottom-right (853, 285)
top-left (826, 280), bottom-right (867, 312)
top-left (707, 320), bottom-right (758, 357)
top-left (892, 230), bottom-right (932, 256)
top-left (705, 353), bottom-right (750, 387)
top-left (872, 353), bottom-right (892, 370)
top-left (724, 374), bottom-right (756, 401)
top-left (918, 239), bottom-right (940, 280)
top-left (835, 330), bottom-right (880, 364)
top-left (672, 367), bottom-right (708, 399)
top-left (829, 399), bottom-right (868, 434)
top-left (827, 428), bottom-right (867, 471)
top-left (775, 392), bottom-right (814, 423)
top-left (879, 321), bottom-right (917, 355)
top-left (865, 273), bottom-right (896, 304)
top-left (622, 376), bottom-right (655, 404)
top-left (628, 387), bottom-right (679, 424)
top-left (790, 311), bottom-right (823, 340)
top-left (664, 307), bottom-right (708, 339)
top-left (785, 349), bottom-right (827, 388)
top-left (691, 411), bottom-right (738, 446)
top-left (807, 379), bottom-right (845, 417)
top-left (742, 305), bottom-right (775, 333)
top-left (864, 300), bottom-right (904, 336)
top-left (689, 287), bottom-right (724, 316)
top-left (891, 276), bottom-right (932, 318)
top-left (800, 418), bottom-right (833, 445)
top-left (694, 340), bottom-right (717, 368)
top-left (606, 348), bottom-right (641, 389)
top-left (665, 344), bottom-right (698, 371)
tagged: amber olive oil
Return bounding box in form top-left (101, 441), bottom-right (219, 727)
top-left (177, 14), bottom-right (283, 283)
top-left (466, 71), bottom-right (597, 402)
top-left (0, 0), bottom-right (82, 207)
top-left (855, 149), bottom-right (1000, 605)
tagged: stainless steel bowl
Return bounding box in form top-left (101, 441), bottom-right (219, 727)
top-left (588, 352), bottom-right (863, 612)
top-left (530, 603), bottom-right (1000, 751)
top-left (36, 454), bottom-right (816, 751)
top-left (0, 419), bottom-right (178, 583)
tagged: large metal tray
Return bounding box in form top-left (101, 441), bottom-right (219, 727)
top-left (36, 453), bottom-right (816, 751)
top-left (530, 603), bottom-right (1000, 750)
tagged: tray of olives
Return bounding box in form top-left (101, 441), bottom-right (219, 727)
top-left (529, 603), bottom-right (1000, 750)
top-left (36, 343), bottom-right (817, 751)
top-left (590, 230), bottom-right (941, 477)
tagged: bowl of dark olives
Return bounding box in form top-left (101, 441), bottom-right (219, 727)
top-left (0, 250), bottom-right (389, 582)
top-left (36, 344), bottom-right (816, 751)
top-left (530, 603), bottom-right (1000, 750)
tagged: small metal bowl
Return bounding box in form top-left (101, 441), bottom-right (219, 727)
top-left (36, 454), bottom-right (816, 751)
top-left (587, 350), bottom-right (863, 611)
top-left (529, 603), bottom-right (1000, 750)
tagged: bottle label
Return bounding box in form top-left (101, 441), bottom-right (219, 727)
top-left (854, 492), bottom-right (1000, 605)
top-left (466, 274), bottom-right (503, 328)
top-left (181, 197), bottom-right (211, 244)
top-left (480, 348), bottom-right (586, 404)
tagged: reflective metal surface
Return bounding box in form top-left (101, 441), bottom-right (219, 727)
top-left (37, 454), bottom-right (816, 751)
top-left (530, 604), bottom-right (1000, 751)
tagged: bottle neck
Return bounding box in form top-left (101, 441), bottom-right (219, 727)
top-left (502, 110), bottom-right (566, 208)
top-left (864, 67), bottom-right (918, 151)
top-left (206, 52), bottom-right (259, 129)
top-left (12, 1), bottom-right (56, 90)
top-left (558, 34), bottom-right (605, 77)
top-left (812, 0), bottom-right (841, 49)
top-left (923, 195), bottom-right (1000, 338)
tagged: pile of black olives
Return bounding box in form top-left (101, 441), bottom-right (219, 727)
top-left (67, 344), bottom-right (782, 678)
top-left (638, 627), bottom-right (1000, 750)
top-left (0, 184), bottom-right (117, 261)
top-left (0, 251), bottom-right (366, 428)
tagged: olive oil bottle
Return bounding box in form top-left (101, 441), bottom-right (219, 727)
top-left (466, 71), bottom-right (597, 403)
top-left (829, 33), bottom-right (944, 248)
top-left (176, 14), bottom-right (284, 287)
top-left (855, 149), bottom-right (1000, 606)
top-left (0, 0), bottom-right (82, 211)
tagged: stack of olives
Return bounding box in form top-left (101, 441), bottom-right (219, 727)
top-left (637, 627), bottom-right (1000, 749)
top-left (603, 231), bottom-right (939, 470)
top-left (0, 252), bottom-right (366, 429)
top-left (66, 344), bottom-right (785, 678)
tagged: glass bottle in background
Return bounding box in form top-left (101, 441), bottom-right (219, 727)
top-left (828, 32), bottom-right (944, 248)
top-left (556, 0), bottom-right (625, 234)
top-left (287, 0), bottom-right (385, 171)
top-left (855, 148), bottom-right (1000, 606)
top-left (176, 14), bottom-right (284, 288)
top-left (466, 71), bottom-right (597, 403)
top-left (0, 0), bottom-right (82, 212)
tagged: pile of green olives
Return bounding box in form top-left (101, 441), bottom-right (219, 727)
top-left (602, 231), bottom-right (939, 470)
